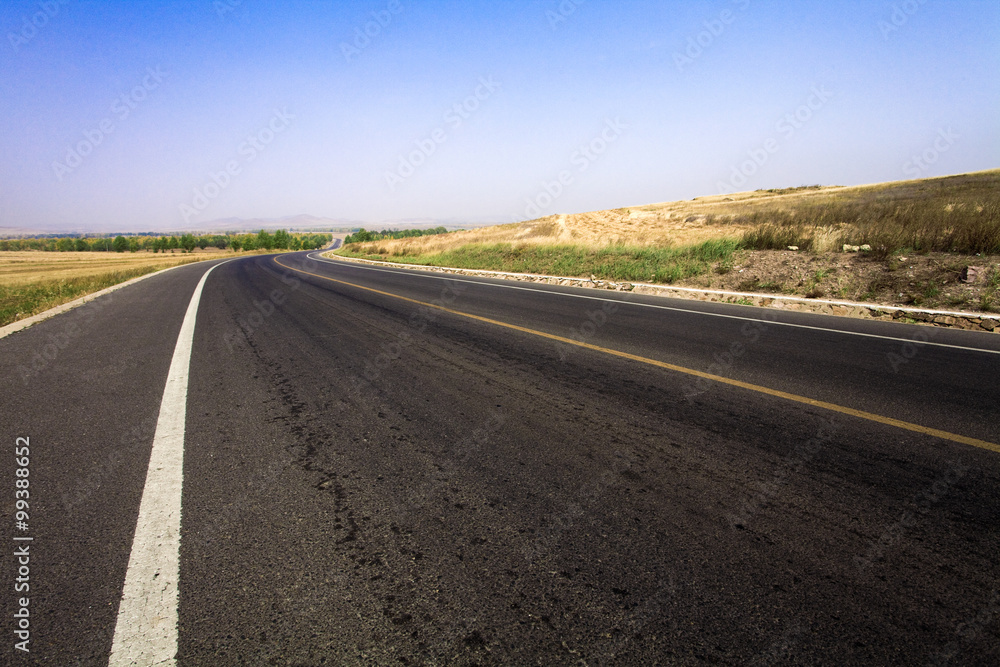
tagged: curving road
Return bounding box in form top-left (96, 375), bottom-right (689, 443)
top-left (1, 250), bottom-right (998, 665)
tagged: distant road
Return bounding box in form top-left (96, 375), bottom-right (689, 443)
top-left (1, 250), bottom-right (997, 664)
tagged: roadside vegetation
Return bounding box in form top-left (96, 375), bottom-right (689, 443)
top-left (0, 259), bottom-right (205, 327)
top-left (345, 227), bottom-right (449, 244)
top-left (736, 172), bottom-right (1000, 258)
top-left (335, 171), bottom-right (1000, 312)
top-left (340, 239), bottom-right (740, 283)
top-left (0, 229), bottom-right (335, 326)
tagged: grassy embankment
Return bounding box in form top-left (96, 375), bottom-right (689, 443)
top-left (736, 172), bottom-right (1000, 258)
top-left (0, 251), bottom-right (219, 327)
top-left (336, 171), bottom-right (1000, 310)
top-left (340, 239), bottom-right (741, 284)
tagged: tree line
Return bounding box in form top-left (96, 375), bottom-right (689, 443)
top-left (344, 227), bottom-right (449, 244)
top-left (0, 231), bottom-right (333, 253)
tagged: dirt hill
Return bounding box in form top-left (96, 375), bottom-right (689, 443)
top-left (339, 170), bottom-right (1000, 314)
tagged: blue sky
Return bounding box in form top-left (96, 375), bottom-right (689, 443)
top-left (1, 0), bottom-right (997, 233)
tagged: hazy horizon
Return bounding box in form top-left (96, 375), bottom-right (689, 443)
top-left (2, 0), bottom-right (998, 233)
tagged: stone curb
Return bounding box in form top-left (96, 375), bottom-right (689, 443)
top-left (324, 253), bottom-right (999, 334)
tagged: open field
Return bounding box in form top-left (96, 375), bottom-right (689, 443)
top-left (337, 170), bottom-right (1000, 312)
top-left (0, 248), bottom-right (230, 286)
top-left (0, 249), bottom-right (237, 326)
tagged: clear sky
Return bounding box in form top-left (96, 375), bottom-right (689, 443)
top-left (1, 0), bottom-right (997, 233)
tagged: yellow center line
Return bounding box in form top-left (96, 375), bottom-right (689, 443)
top-left (274, 256), bottom-right (999, 455)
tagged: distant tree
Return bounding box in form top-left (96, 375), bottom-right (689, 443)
top-left (346, 228), bottom-right (373, 244)
top-left (112, 235), bottom-right (128, 253)
top-left (289, 235), bottom-right (302, 251)
top-left (273, 229), bottom-right (289, 250)
top-left (197, 236), bottom-right (209, 250)
top-left (180, 233), bottom-right (196, 252)
top-left (256, 230), bottom-right (273, 250)
top-left (241, 234), bottom-right (257, 251)
top-left (230, 236), bottom-right (242, 251)
top-left (56, 237), bottom-right (74, 252)
top-left (128, 238), bottom-right (140, 253)
top-left (168, 236), bottom-right (180, 250)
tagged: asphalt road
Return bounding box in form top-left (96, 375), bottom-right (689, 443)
top-left (1, 250), bottom-right (998, 665)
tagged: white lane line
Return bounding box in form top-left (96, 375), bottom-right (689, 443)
top-left (109, 261), bottom-right (227, 667)
top-left (305, 253), bottom-right (1000, 356)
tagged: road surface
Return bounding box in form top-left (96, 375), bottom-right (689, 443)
top-left (1, 250), bottom-right (998, 665)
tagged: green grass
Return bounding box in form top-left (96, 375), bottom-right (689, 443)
top-left (1, 265), bottom-right (181, 327)
top-left (981, 267), bottom-right (1000, 312)
top-left (338, 239), bottom-right (741, 285)
top-left (988, 266), bottom-right (1000, 291)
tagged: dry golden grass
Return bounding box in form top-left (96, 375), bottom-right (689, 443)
top-left (0, 249), bottom-right (228, 286)
top-left (345, 169), bottom-right (1000, 257)
top-left (345, 186), bottom-right (847, 256)
top-left (0, 248), bottom-right (281, 326)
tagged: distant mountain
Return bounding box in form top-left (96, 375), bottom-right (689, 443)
top-left (0, 226), bottom-right (50, 238)
top-left (197, 214), bottom-right (362, 232)
top-left (0, 214), bottom-right (504, 238)
top-left (196, 214), bottom-right (500, 233)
